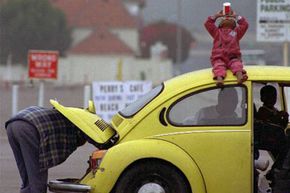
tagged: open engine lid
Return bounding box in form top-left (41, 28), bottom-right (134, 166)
top-left (50, 100), bottom-right (117, 146)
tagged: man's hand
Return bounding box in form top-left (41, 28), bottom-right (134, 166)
top-left (278, 111), bottom-right (289, 127)
top-left (280, 111), bottom-right (289, 120)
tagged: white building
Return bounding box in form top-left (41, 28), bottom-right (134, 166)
top-left (0, 0), bottom-right (173, 86)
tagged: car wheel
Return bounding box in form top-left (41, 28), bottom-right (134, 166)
top-left (114, 160), bottom-right (190, 193)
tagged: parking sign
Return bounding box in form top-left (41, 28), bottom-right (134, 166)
top-left (257, 0), bottom-right (290, 42)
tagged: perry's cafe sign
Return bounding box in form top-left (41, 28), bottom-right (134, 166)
top-left (92, 81), bottom-right (152, 122)
top-left (257, 0), bottom-right (290, 42)
top-left (28, 50), bottom-right (58, 79)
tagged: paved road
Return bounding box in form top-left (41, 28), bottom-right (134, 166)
top-left (0, 136), bottom-right (96, 193)
top-left (0, 83), bottom-right (96, 192)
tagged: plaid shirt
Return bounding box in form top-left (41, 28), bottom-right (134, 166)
top-left (5, 106), bottom-right (85, 171)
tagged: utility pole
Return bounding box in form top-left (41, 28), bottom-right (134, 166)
top-left (283, 42), bottom-right (288, 66)
top-left (176, 0), bottom-right (182, 67)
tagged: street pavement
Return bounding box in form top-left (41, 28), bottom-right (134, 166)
top-left (0, 135), bottom-right (96, 193)
top-left (0, 83), bottom-right (96, 193)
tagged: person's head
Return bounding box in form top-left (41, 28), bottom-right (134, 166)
top-left (217, 87), bottom-right (238, 115)
top-left (219, 17), bottom-right (236, 29)
top-left (218, 10), bottom-right (236, 29)
top-left (260, 85), bottom-right (277, 107)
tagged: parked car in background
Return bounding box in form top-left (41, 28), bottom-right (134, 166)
top-left (49, 66), bottom-right (290, 193)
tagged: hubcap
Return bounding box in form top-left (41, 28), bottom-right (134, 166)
top-left (137, 182), bottom-right (165, 193)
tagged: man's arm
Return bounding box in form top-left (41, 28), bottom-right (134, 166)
top-left (257, 107), bottom-right (288, 128)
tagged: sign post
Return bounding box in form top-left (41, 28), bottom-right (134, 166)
top-left (12, 84), bottom-right (19, 116)
top-left (28, 50), bottom-right (59, 106)
top-left (257, 0), bottom-right (290, 66)
top-left (284, 42), bottom-right (289, 66)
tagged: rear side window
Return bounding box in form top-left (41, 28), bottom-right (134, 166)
top-left (167, 86), bottom-right (247, 126)
top-left (120, 84), bottom-right (163, 117)
top-left (253, 83), bottom-right (281, 113)
top-left (283, 86), bottom-right (290, 121)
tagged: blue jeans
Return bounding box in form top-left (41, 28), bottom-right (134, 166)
top-left (6, 120), bottom-right (48, 193)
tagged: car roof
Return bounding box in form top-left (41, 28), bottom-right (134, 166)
top-left (164, 66), bottom-right (290, 94)
top-left (118, 66), bottom-right (290, 131)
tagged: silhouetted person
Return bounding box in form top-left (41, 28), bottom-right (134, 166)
top-left (195, 87), bottom-right (241, 125)
top-left (255, 85), bottom-right (289, 180)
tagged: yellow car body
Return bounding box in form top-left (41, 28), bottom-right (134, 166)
top-left (50, 66), bottom-right (290, 193)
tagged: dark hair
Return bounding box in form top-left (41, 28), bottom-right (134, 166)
top-left (218, 87), bottom-right (238, 103)
top-left (260, 85), bottom-right (277, 102)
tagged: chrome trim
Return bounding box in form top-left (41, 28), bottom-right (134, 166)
top-left (153, 129), bottom-right (250, 137)
top-left (48, 180), bottom-right (91, 192)
top-left (138, 182), bottom-right (165, 193)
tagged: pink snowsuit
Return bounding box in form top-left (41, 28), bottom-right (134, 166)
top-left (204, 15), bottom-right (249, 79)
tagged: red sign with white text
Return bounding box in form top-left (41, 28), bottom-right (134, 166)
top-left (28, 50), bottom-right (58, 79)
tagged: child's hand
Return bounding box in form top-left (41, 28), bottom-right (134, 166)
top-left (231, 11), bottom-right (237, 18)
top-left (214, 10), bottom-right (223, 19)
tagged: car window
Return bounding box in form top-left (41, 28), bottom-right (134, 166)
top-left (167, 86), bottom-right (247, 126)
top-left (119, 84), bottom-right (163, 117)
top-left (253, 83), bottom-right (281, 115)
top-left (284, 86), bottom-right (290, 118)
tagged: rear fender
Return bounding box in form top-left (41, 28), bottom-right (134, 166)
top-left (81, 139), bottom-right (206, 193)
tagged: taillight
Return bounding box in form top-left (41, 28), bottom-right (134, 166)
top-left (89, 150), bottom-right (107, 173)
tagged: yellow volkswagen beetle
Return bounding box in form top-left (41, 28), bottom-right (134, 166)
top-left (48, 66), bottom-right (290, 193)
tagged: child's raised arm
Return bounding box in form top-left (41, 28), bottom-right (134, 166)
top-left (235, 15), bottom-right (249, 40)
top-left (204, 11), bottom-right (223, 38)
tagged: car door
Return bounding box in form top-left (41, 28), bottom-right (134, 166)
top-left (282, 84), bottom-right (290, 132)
top-left (252, 82), bottom-right (290, 191)
top-left (161, 82), bottom-right (252, 193)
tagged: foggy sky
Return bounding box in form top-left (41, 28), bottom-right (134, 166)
top-left (143, 0), bottom-right (257, 33)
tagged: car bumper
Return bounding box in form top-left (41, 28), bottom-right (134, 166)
top-left (48, 179), bottom-right (91, 193)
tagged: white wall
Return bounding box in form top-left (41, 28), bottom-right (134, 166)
top-left (0, 55), bottom-right (173, 86)
top-left (57, 55), bottom-right (173, 85)
top-left (0, 65), bottom-right (27, 83)
top-left (111, 29), bottom-right (140, 54)
top-left (71, 29), bottom-right (93, 47)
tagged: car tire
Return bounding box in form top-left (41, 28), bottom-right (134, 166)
top-left (114, 160), bottom-right (190, 193)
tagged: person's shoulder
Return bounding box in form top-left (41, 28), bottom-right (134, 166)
top-left (202, 105), bottom-right (216, 111)
top-left (198, 105), bottom-right (217, 115)
top-left (257, 105), bottom-right (267, 112)
top-left (256, 106), bottom-right (267, 116)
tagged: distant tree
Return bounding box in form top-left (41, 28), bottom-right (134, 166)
top-left (140, 21), bottom-right (195, 63)
top-left (0, 0), bottom-right (71, 64)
